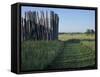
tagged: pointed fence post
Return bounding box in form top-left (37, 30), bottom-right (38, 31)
top-left (22, 10), bottom-right (59, 41)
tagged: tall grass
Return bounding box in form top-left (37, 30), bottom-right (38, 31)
top-left (21, 40), bottom-right (61, 71)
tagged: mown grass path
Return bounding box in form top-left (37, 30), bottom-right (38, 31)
top-left (21, 40), bottom-right (95, 71)
top-left (47, 41), bottom-right (95, 69)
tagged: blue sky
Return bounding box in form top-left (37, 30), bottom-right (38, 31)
top-left (21, 6), bottom-right (95, 33)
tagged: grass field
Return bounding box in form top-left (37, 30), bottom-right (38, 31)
top-left (58, 33), bottom-right (95, 41)
top-left (21, 40), bottom-right (62, 71)
top-left (21, 33), bottom-right (95, 71)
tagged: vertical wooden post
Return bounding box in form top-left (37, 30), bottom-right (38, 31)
top-left (22, 10), bottom-right (59, 41)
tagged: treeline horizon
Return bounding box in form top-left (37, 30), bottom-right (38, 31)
top-left (59, 29), bottom-right (95, 34)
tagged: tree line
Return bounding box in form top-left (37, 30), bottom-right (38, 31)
top-left (85, 29), bottom-right (95, 35)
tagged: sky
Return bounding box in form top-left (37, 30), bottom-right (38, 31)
top-left (21, 6), bottom-right (95, 33)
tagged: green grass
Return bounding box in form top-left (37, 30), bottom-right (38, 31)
top-left (48, 42), bottom-right (95, 69)
top-left (21, 40), bottom-right (62, 71)
top-left (81, 41), bottom-right (95, 51)
top-left (21, 34), bottom-right (95, 71)
top-left (58, 34), bottom-right (95, 41)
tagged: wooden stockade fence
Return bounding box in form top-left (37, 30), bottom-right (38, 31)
top-left (21, 11), bottom-right (59, 41)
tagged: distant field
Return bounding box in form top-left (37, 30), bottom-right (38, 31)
top-left (21, 33), bottom-right (95, 71)
top-left (58, 33), bottom-right (95, 41)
